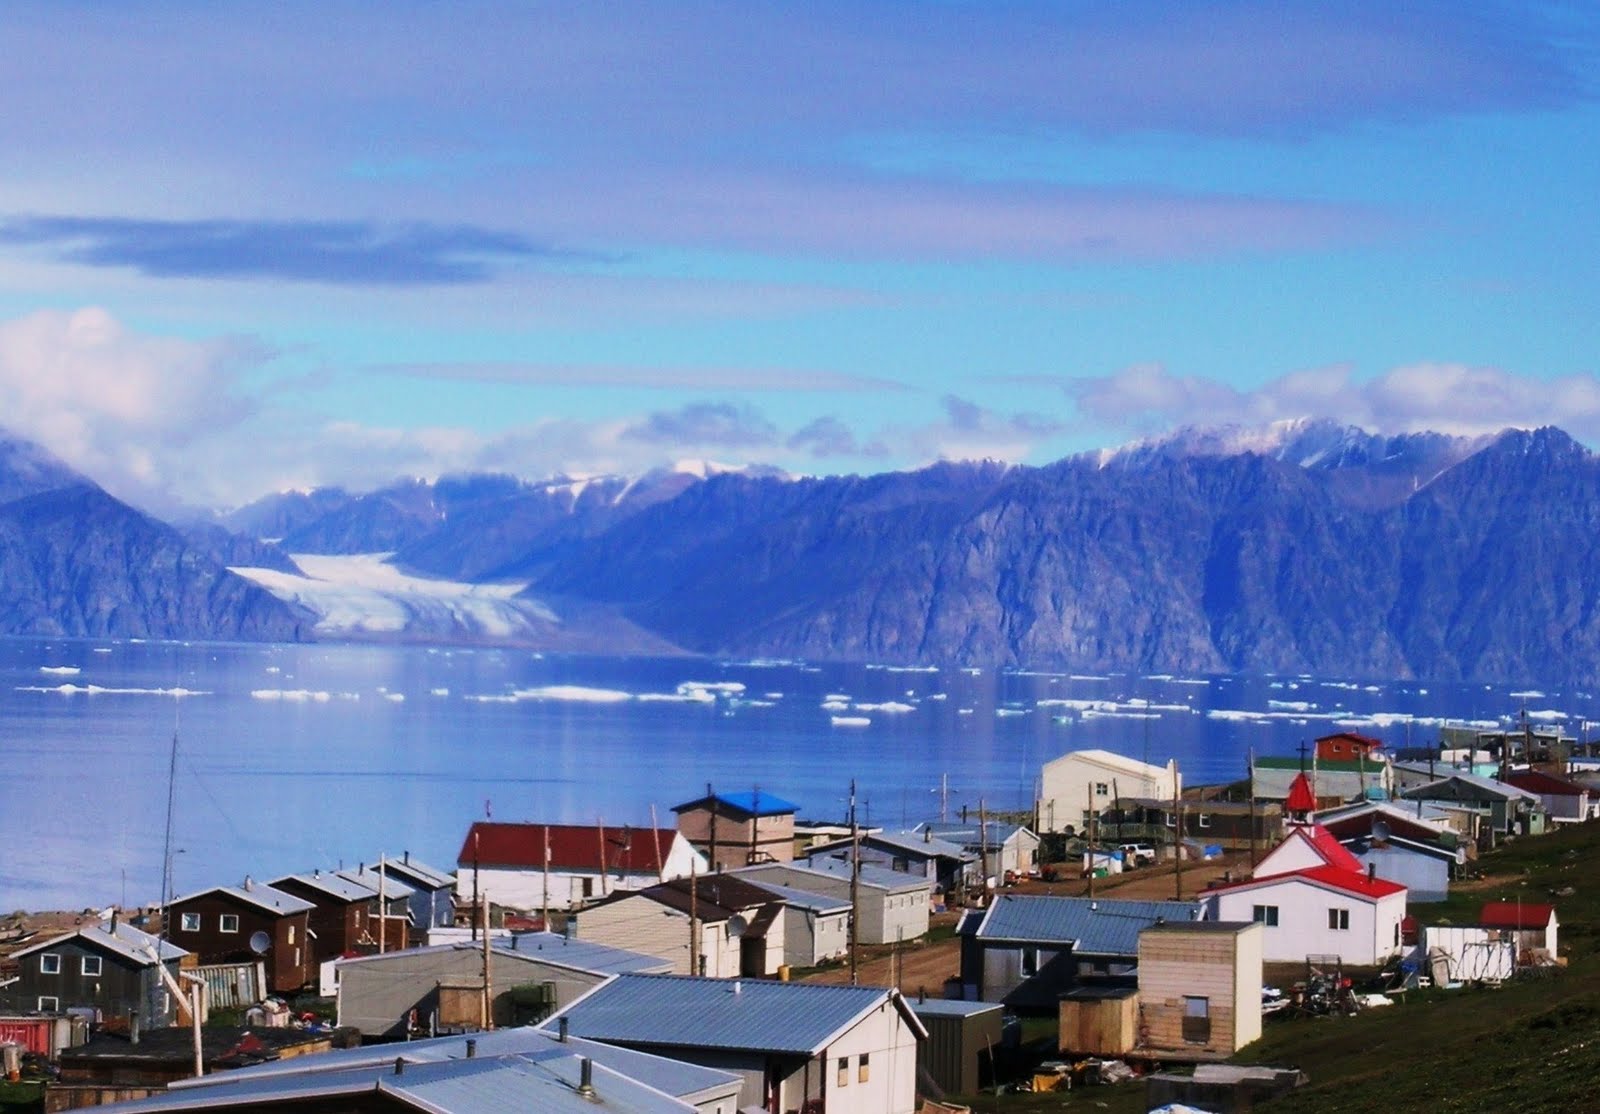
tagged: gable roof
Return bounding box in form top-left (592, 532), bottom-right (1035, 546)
top-left (271, 872), bottom-right (378, 904)
top-left (805, 829), bottom-right (972, 862)
top-left (12, 919), bottom-right (186, 966)
top-left (380, 855), bottom-right (457, 889)
top-left (169, 882), bottom-right (314, 917)
top-left (1318, 801), bottom-right (1454, 843)
top-left (459, 822), bottom-right (682, 874)
top-left (1504, 770), bottom-right (1590, 797)
top-left (1045, 748), bottom-right (1174, 780)
top-left (914, 821), bottom-right (1035, 849)
top-left (337, 866), bottom-right (416, 898)
top-left (337, 934), bottom-right (670, 977)
top-left (1393, 765), bottom-right (1541, 802)
top-left (1285, 772), bottom-right (1317, 813)
top-left (1270, 823), bottom-right (1365, 873)
top-left (629, 875), bottom-right (784, 922)
top-left (545, 972), bottom-right (925, 1055)
top-left (781, 855), bottom-right (936, 893)
top-left (1479, 901), bottom-right (1556, 928)
top-left (166, 1027), bottom-right (737, 1105)
top-left (1206, 864), bottom-right (1405, 901)
top-left (671, 790), bottom-right (798, 818)
top-left (1316, 731), bottom-right (1383, 749)
top-left (975, 895), bottom-right (1203, 955)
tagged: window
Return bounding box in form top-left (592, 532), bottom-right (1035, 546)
top-left (1094, 782), bottom-right (1109, 797)
top-left (287, 925), bottom-right (296, 945)
top-left (37, 997), bottom-right (59, 1012)
top-left (1394, 922), bottom-right (1401, 946)
top-left (180, 912), bottom-right (200, 933)
top-left (1328, 908), bottom-right (1350, 931)
top-left (39, 954), bottom-right (61, 975)
top-left (220, 914), bottom-right (240, 933)
top-left (1182, 996), bottom-right (1211, 1044)
top-left (1197, 813), bottom-right (1212, 829)
top-left (1252, 905), bottom-right (1279, 927)
top-left (81, 956), bottom-right (103, 977)
top-left (837, 1056), bottom-right (849, 1087)
top-left (1021, 946), bottom-right (1040, 977)
top-left (858, 1053), bottom-right (870, 1083)
top-left (1164, 812), bottom-right (1177, 829)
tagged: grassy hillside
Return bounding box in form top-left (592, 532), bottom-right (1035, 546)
top-left (957, 819), bottom-right (1600, 1113)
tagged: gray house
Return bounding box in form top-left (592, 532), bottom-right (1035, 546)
top-left (803, 830), bottom-right (974, 895)
top-left (379, 853), bottom-right (458, 934)
top-left (733, 861), bottom-right (931, 945)
top-left (913, 821), bottom-right (1041, 881)
top-left (335, 932), bottom-right (669, 1038)
top-left (959, 894), bottom-right (1203, 1010)
top-left (0, 918), bottom-right (186, 1027)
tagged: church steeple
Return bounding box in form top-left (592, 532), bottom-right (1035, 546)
top-left (1285, 771), bottom-right (1316, 825)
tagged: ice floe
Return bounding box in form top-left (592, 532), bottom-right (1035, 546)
top-left (854, 701), bottom-right (915, 714)
top-left (252, 689), bottom-right (332, 702)
top-left (831, 715), bottom-right (871, 727)
top-left (17, 684), bottom-right (208, 698)
top-left (39, 666), bottom-right (81, 675)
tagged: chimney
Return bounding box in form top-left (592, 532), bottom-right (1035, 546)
top-left (577, 1057), bottom-right (595, 1097)
top-left (731, 980), bottom-right (742, 995)
top-left (243, 876), bottom-right (253, 891)
top-left (129, 1009), bottom-right (140, 1045)
top-left (924, 828), bottom-right (932, 844)
top-left (1368, 863), bottom-right (1377, 881)
top-left (557, 1016), bottom-right (569, 1043)
top-left (110, 910), bottom-right (118, 933)
top-left (465, 1038), bottom-right (476, 1059)
top-left (394, 1057), bottom-right (404, 1076)
top-left (404, 851), bottom-right (411, 865)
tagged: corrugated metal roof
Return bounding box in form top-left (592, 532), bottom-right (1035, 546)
top-left (909, 998), bottom-right (1004, 1018)
top-left (337, 866), bottom-right (417, 898)
top-left (460, 822), bottom-right (681, 873)
top-left (672, 790), bottom-right (799, 817)
top-left (916, 821), bottom-right (1033, 848)
top-left (11, 919), bottom-right (186, 966)
top-left (382, 855), bottom-right (457, 889)
top-left (547, 972), bottom-right (923, 1055)
top-left (744, 881), bottom-right (851, 914)
top-left (271, 871), bottom-right (377, 904)
top-left (170, 1028), bottom-right (735, 1102)
top-left (104, 1049), bottom-right (702, 1112)
top-left (506, 932), bottom-right (674, 974)
top-left (169, 882), bottom-right (313, 916)
top-left (976, 895), bottom-right (1203, 955)
top-left (789, 856), bottom-right (936, 893)
top-left (193, 963), bottom-right (264, 1010)
top-left (807, 830), bottom-right (972, 861)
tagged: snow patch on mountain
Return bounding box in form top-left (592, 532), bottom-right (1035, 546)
top-left (230, 553), bottom-right (557, 639)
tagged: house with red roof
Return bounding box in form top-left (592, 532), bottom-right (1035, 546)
top-left (1315, 732), bottom-right (1384, 763)
top-left (1479, 900), bottom-right (1559, 958)
top-left (1503, 770), bottom-right (1596, 823)
top-left (457, 822), bottom-right (707, 913)
top-left (1202, 865), bottom-right (1407, 965)
top-left (1201, 771), bottom-right (1409, 965)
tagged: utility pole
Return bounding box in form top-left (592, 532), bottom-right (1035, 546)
top-left (1247, 748), bottom-right (1259, 869)
top-left (480, 891), bottom-right (493, 1030)
top-left (707, 782), bottom-right (719, 873)
top-left (1112, 778), bottom-right (1122, 844)
top-left (849, 779), bottom-right (861, 986)
top-left (649, 804), bottom-right (665, 882)
top-left (1173, 769), bottom-right (1184, 901)
top-left (596, 820), bottom-right (610, 898)
top-left (940, 773), bottom-right (949, 823)
top-left (378, 854), bottom-right (387, 955)
top-left (471, 831), bottom-right (481, 942)
top-left (687, 859), bottom-right (700, 976)
top-left (541, 826), bottom-right (551, 932)
top-left (978, 798), bottom-right (990, 900)
top-left (1086, 783), bottom-right (1096, 900)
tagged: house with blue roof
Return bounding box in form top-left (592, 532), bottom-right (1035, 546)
top-left (545, 972), bottom-right (926, 1114)
top-left (672, 788), bottom-right (799, 871)
top-left (959, 894), bottom-right (1204, 1010)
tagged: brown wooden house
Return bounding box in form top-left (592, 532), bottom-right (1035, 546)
top-left (166, 881), bottom-right (315, 994)
top-left (672, 789), bottom-right (798, 871)
top-left (269, 872), bottom-right (381, 965)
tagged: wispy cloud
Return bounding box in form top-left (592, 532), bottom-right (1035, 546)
top-left (620, 402), bottom-right (779, 448)
top-left (372, 361), bottom-right (911, 393)
top-left (0, 216), bottom-right (573, 285)
top-left (1066, 361), bottom-right (1600, 441)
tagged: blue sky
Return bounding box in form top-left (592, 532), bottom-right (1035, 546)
top-left (0, 1), bottom-right (1594, 510)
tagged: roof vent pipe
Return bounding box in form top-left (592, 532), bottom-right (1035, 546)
top-left (558, 1016), bottom-right (569, 1043)
top-left (1368, 863), bottom-right (1377, 882)
top-left (394, 1057), bottom-right (404, 1076)
top-left (465, 1038), bottom-right (476, 1059)
top-left (577, 1057), bottom-right (595, 1097)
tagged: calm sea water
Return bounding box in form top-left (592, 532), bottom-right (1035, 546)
top-left (0, 636), bottom-right (1587, 911)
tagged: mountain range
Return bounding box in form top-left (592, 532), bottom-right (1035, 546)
top-left (4, 420), bottom-right (1600, 684)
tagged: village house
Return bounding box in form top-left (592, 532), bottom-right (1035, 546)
top-left (335, 933), bottom-right (670, 1038)
top-left (736, 860), bottom-right (931, 945)
top-left (672, 789), bottom-right (798, 870)
top-left (1251, 755), bottom-right (1391, 806)
top-left (1503, 769), bottom-right (1597, 823)
top-left (338, 864), bottom-right (416, 941)
top-left (545, 972), bottom-right (927, 1113)
top-left (739, 880), bottom-right (851, 968)
top-left (1038, 750), bottom-right (1181, 835)
top-left (1132, 921), bottom-right (1263, 1060)
top-left (573, 875), bottom-right (786, 978)
top-left (377, 853), bottom-right (459, 933)
top-left (1480, 900), bottom-right (1559, 959)
top-left (1315, 731), bottom-right (1385, 763)
top-left (802, 830), bottom-right (974, 895)
top-left (269, 871), bottom-right (383, 965)
top-left (1202, 866), bottom-right (1406, 966)
top-left (1394, 766), bottom-right (1545, 836)
top-left (0, 917), bottom-right (185, 1027)
top-left (1098, 797), bottom-right (1282, 854)
top-left (958, 894), bottom-right (1203, 1009)
top-left (165, 880), bottom-right (315, 994)
top-left (912, 820), bottom-right (1041, 880)
top-left (1319, 798), bottom-right (1468, 902)
top-left (87, 1027), bottom-right (742, 1113)
top-left (456, 821), bottom-right (706, 913)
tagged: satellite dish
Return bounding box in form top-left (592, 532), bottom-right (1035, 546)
top-left (248, 931), bottom-right (272, 955)
top-left (725, 915), bottom-right (749, 939)
top-left (1371, 820), bottom-right (1392, 844)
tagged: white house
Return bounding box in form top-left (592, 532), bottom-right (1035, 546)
top-left (1038, 749), bottom-right (1180, 835)
top-left (913, 820), bottom-right (1042, 880)
top-left (573, 875), bottom-right (787, 978)
top-left (546, 972), bottom-right (927, 1114)
top-left (1253, 824), bottom-right (1367, 877)
top-left (1202, 865), bottom-right (1406, 966)
top-left (457, 821), bottom-right (707, 913)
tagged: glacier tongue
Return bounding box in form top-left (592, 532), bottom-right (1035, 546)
top-left (230, 553), bottom-right (557, 640)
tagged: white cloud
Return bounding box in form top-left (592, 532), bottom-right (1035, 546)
top-left (1067, 361), bottom-right (1600, 441)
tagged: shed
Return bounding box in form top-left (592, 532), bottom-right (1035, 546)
top-left (1135, 921), bottom-right (1263, 1060)
top-left (1057, 986), bottom-right (1138, 1057)
top-left (909, 997), bottom-right (1003, 1098)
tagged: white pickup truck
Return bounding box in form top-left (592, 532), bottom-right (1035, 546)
top-left (1119, 842), bottom-right (1157, 867)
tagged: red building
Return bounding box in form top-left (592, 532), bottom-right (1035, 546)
top-left (1315, 732), bottom-right (1384, 763)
